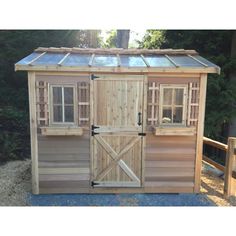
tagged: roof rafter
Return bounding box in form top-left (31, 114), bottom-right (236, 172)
top-left (164, 54), bottom-right (179, 67)
top-left (28, 52), bottom-right (46, 65)
top-left (57, 53), bottom-right (70, 66)
top-left (187, 54), bottom-right (208, 67)
top-left (141, 54), bottom-right (150, 67)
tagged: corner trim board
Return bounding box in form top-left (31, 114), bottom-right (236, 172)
top-left (28, 72), bottom-right (39, 194)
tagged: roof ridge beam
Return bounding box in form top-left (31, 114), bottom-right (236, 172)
top-left (34, 47), bottom-right (198, 55)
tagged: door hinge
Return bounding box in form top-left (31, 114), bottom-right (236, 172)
top-left (91, 181), bottom-right (100, 187)
top-left (91, 131), bottom-right (99, 136)
top-left (91, 74), bottom-right (99, 80)
top-left (91, 124), bottom-right (99, 130)
top-left (138, 132), bottom-right (146, 136)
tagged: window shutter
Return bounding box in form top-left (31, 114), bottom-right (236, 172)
top-left (147, 82), bottom-right (159, 126)
top-left (187, 82), bottom-right (200, 126)
top-left (36, 81), bottom-right (49, 126)
top-left (77, 82), bottom-right (90, 126)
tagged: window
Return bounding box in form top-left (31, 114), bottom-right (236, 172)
top-left (159, 84), bottom-right (187, 126)
top-left (50, 85), bottom-right (75, 124)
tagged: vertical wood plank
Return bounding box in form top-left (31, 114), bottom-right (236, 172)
top-left (28, 72), bottom-right (39, 194)
top-left (142, 75), bottom-right (147, 186)
top-left (224, 137), bottom-right (236, 197)
top-left (194, 74), bottom-right (207, 192)
top-left (90, 77), bottom-right (94, 181)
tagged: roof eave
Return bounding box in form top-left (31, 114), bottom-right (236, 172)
top-left (15, 64), bottom-right (220, 74)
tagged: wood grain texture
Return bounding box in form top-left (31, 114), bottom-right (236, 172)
top-left (28, 72), bottom-right (39, 194)
top-left (145, 133), bottom-right (196, 188)
top-left (38, 131), bottom-right (90, 191)
top-left (194, 74), bottom-right (207, 192)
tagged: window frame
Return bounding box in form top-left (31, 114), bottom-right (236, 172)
top-left (49, 84), bottom-right (77, 126)
top-left (159, 84), bottom-right (188, 127)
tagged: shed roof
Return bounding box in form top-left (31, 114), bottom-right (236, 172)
top-left (15, 47), bottom-right (220, 74)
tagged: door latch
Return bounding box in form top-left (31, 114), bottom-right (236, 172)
top-left (138, 112), bottom-right (142, 126)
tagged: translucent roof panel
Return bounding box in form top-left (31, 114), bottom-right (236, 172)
top-left (194, 55), bottom-right (218, 67)
top-left (168, 55), bottom-right (203, 67)
top-left (32, 53), bottom-right (65, 65)
top-left (15, 52), bottom-right (42, 65)
top-left (120, 55), bottom-right (146, 67)
top-left (144, 55), bottom-right (175, 67)
top-left (93, 55), bottom-right (118, 67)
top-left (62, 54), bottom-right (91, 66)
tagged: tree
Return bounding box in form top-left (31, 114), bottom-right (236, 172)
top-left (228, 31), bottom-right (236, 136)
top-left (0, 30), bottom-right (101, 162)
top-left (116, 30), bottom-right (130, 48)
top-left (101, 30), bottom-right (117, 48)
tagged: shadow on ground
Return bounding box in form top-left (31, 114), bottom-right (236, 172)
top-left (27, 193), bottom-right (215, 206)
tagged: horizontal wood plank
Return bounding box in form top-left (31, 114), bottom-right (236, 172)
top-left (145, 160), bottom-right (194, 168)
top-left (39, 167), bottom-right (89, 175)
top-left (39, 174), bottom-right (90, 181)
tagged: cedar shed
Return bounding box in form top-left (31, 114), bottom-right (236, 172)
top-left (15, 47), bottom-right (220, 194)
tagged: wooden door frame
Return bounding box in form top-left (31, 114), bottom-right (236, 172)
top-left (89, 74), bottom-right (147, 188)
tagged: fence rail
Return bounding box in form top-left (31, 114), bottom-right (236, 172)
top-left (203, 136), bottom-right (236, 198)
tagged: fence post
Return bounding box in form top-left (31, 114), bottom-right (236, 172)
top-left (224, 137), bottom-right (236, 198)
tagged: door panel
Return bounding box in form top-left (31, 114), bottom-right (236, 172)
top-left (91, 75), bottom-right (144, 188)
top-left (94, 79), bottom-right (143, 132)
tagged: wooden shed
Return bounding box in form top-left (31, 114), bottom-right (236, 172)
top-left (15, 47), bottom-right (220, 194)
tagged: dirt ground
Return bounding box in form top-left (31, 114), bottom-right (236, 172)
top-left (0, 159), bottom-right (235, 206)
top-left (0, 159), bottom-right (31, 206)
top-left (201, 165), bottom-right (236, 206)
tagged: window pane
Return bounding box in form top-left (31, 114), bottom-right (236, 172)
top-left (64, 106), bottom-right (74, 122)
top-left (32, 53), bottom-right (65, 65)
top-left (53, 87), bottom-right (62, 104)
top-left (120, 55), bottom-right (146, 67)
top-left (168, 55), bottom-right (202, 67)
top-left (174, 88), bottom-right (184, 105)
top-left (173, 107), bottom-right (183, 123)
top-left (53, 105), bottom-right (63, 122)
top-left (163, 88), bottom-right (172, 105)
top-left (144, 55), bottom-right (175, 67)
top-left (62, 54), bottom-right (91, 66)
top-left (162, 107), bottom-right (172, 123)
top-left (64, 87), bottom-right (74, 104)
top-left (15, 52), bottom-right (42, 65)
top-left (93, 55), bottom-right (118, 66)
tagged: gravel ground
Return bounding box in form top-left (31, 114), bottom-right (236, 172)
top-left (0, 159), bottom-right (235, 206)
top-left (0, 159), bottom-right (31, 206)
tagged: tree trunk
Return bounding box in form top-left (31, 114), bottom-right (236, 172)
top-left (116, 30), bottom-right (130, 49)
top-left (228, 31), bottom-right (236, 137)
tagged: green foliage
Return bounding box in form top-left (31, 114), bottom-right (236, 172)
top-left (101, 30), bottom-right (117, 48)
top-left (138, 30), bottom-right (165, 49)
top-left (0, 30), bottom-right (101, 163)
top-left (139, 30), bottom-right (236, 140)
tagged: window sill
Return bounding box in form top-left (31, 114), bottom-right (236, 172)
top-left (41, 126), bottom-right (83, 136)
top-left (152, 126), bottom-right (196, 136)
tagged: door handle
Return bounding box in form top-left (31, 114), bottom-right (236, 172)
top-left (138, 112), bottom-right (142, 126)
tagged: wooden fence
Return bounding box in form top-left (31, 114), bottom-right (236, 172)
top-left (203, 137), bottom-right (236, 198)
